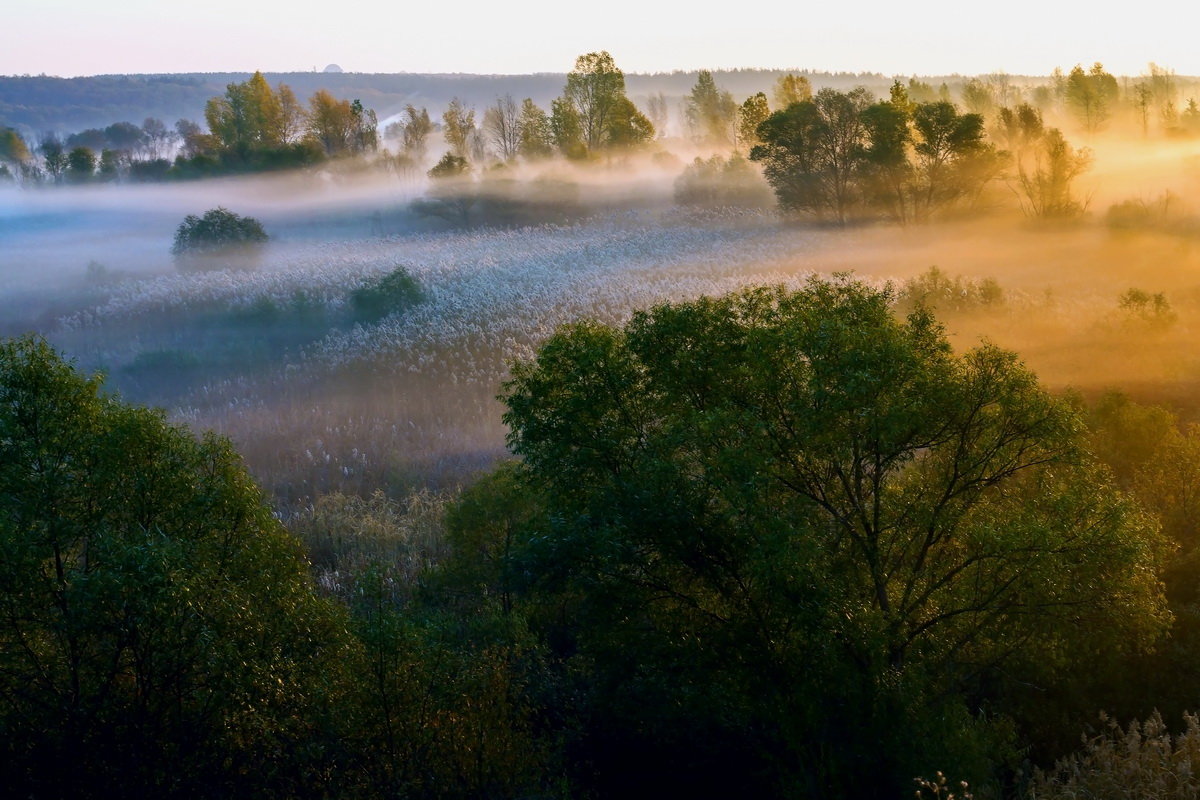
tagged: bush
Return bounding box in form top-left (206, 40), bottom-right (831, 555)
top-left (171, 207), bottom-right (269, 268)
top-left (896, 266), bottom-right (1004, 314)
top-left (350, 266), bottom-right (424, 323)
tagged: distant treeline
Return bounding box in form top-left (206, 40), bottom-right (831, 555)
top-left (1, 68), bottom-right (1008, 135)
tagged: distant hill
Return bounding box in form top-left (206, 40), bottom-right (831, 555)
top-left (1, 69), bottom-right (961, 137)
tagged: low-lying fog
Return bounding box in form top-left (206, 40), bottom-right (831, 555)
top-left (4, 132), bottom-right (1200, 505)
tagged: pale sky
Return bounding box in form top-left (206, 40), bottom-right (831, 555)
top-left (3, 0), bottom-right (1194, 78)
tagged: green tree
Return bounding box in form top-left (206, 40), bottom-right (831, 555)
top-left (773, 72), bottom-right (813, 108)
top-left (0, 127), bottom-right (31, 163)
top-left (550, 96), bottom-right (586, 159)
top-left (1013, 127), bottom-right (1092, 218)
top-left (685, 70), bottom-right (737, 146)
top-left (0, 337), bottom-right (352, 798)
top-left (171, 207), bottom-right (269, 267)
top-left (604, 95), bottom-right (655, 148)
top-left (441, 97), bottom-right (476, 160)
top-left (65, 145), bottom-right (96, 182)
top-left (737, 91), bottom-right (770, 151)
top-left (908, 101), bottom-right (999, 217)
top-left (563, 51), bottom-right (628, 151)
top-left (750, 87), bottom-right (873, 223)
top-left (1066, 62), bottom-right (1119, 133)
top-left (516, 98), bottom-right (554, 159)
top-left (500, 277), bottom-right (1169, 797)
top-left (398, 104), bottom-right (433, 161)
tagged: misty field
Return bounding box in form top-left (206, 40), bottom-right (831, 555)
top-left (6, 165), bottom-right (1200, 507)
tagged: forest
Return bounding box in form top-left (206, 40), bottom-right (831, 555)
top-left (5, 51), bottom-right (1200, 799)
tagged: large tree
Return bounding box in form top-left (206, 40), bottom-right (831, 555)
top-left (685, 70), bottom-right (737, 146)
top-left (562, 51), bottom-right (629, 151)
top-left (500, 277), bottom-right (1169, 796)
top-left (750, 87), bottom-right (873, 223)
top-left (0, 337), bottom-right (352, 798)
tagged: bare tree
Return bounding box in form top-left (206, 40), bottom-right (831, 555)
top-left (483, 95), bottom-right (521, 162)
top-left (645, 92), bottom-right (669, 138)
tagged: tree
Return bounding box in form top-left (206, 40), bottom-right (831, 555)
top-left (645, 91), bottom-right (669, 137)
top-left (500, 277), bottom-right (1169, 797)
top-left (442, 97), bottom-right (476, 160)
top-left (171, 207), bottom-right (269, 267)
top-left (859, 95), bottom-right (914, 222)
top-left (604, 96), bottom-right (654, 148)
top-left (0, 127), bottom-right (31, 164)
top-left (773, 72), bottom-right (813, 108)
top-left (483, 94), bottom-right (521, 162)
top-left (1065, 62), bottom-right (1118, 134)
top-left (750, 87), bottom-right (873, 223)
top-left (398, 104), bottom-right (433, 162)
top-left (737, 92), bottom-right (770, 151)
top-left (307, 89), bottom-right (355, 156)
top-left (140, 117), bottom-right (176, 160)
top-left (685, 70), bottom-right (737, 146)
top-left (908, 101), bottom-right (999, 217)
top-left (516, 98), bottom-right (554, 159)
top-left (563, 51), bottom-right (628, 151)
top-left (65, 145), bottom-right (95, 183)
top-left (1013, 127), bottom-right (1092, 218)
top-left (40, 136), bottom-right (68, 183)
top-left (550, 97), bottom-right (586, 159)
top-left (0, 337), bottom-right (352, 798)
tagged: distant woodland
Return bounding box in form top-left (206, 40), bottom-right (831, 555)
top-left (2, 68), bottom-right (975, 134)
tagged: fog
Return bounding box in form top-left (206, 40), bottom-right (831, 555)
top-left (5, 116), bottom-right (1200, 505)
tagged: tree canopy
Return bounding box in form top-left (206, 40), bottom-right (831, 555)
top-left (0, 337), bottom-right (351, 798)
top-left (499, 277), bottom-right (1169, 796)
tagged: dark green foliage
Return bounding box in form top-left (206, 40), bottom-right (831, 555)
top-left (0, 336), bottom-right (353, 798)
top-left (350, 266), bottom-right (424, 323)
top-left (751, 88), bottom-right (1000, 224)
top-left (499, 277), bottom-right (1169, 797)
top-left (171, 206), bottom-right (269, 264)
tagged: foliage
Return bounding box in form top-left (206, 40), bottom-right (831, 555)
top-left (516, 98), bottom-right (554, 159)
top-left (558, 51), bottom-right (651, 153)
top-left (442, 97), bottom-right (476, 160)
top-left (349, 265), bottom-right (424, 323)
top-left (895, 266), bottom-right (1004, 314)
top-left (0, 126), bottom-right (32, 163)
top-left (500, 276), bottom-right (1170, 797)
top-left (1065, 62), bottom-right (1119, 134)
top-left (0, 336), bottom-right (353, 798)
top-left (773, 73), bottom-right (813, 108)
top-left (171, 207), bottom-right (269, 266)
top-left (685, 70), bottom-right (737, 146)
top-left (1118, 287), bottom-right (1176, 329)
top-left (751, 87), bottom-right (873, 222)
top-left (1012, 127), bottom-right (1092, 219)
top-left (737, 91), bottom-right (770, 151)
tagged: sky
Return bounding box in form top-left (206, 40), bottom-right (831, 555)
top-left (3, 0), bottom-right (1195, 78)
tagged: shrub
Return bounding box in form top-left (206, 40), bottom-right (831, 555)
top-left (896, 266), bottom-right (1005, 314)
top-left (171, 207), bottom-right (269, 268)
top-left (350, 266), bottom-right (424, 323)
